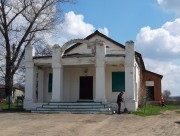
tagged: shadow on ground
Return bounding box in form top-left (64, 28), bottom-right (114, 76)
top-left (175, 121), bottom-right (180, 125)
top-left (0, 108), bottom-right (29, 113)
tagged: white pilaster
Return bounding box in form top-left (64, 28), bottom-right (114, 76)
top-left (125, 41), bottom-right (137, 111)
top-left (51, 45), bottom-right (63, 102)
top-left (95, 40), bottom-right (106, 102)
top-left (38, 69), bottom-right (44, 102)
top-left (24, 45), bottom-right (36, 110)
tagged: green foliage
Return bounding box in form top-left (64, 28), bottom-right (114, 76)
top-left (133, 105), bottom-right (180, 116)
top-left (0, 103), bottom-right (16, 109)
top-left (166, 100), bottom-right (180, 105)
top-left (162, 90), bottom-right (171, 100)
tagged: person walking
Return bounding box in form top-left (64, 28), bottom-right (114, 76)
top-left (117, 92), bottom-right (124, 114)
top-left (161, 96), bottom-right (166, 107)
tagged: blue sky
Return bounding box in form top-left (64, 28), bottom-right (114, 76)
top-left (50, 0), bottom-right (180, 96)
top-left (62, 0), bottom-right (175, 43)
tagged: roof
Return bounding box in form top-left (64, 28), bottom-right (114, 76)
top-left (33, 56), bottom-right (52, 59)
top-left (13, 83), bottom-right (25, 92)
top-left (32, 30), bottom-right (146, 70)
top-left (135, 52), bottom-right (145, 70)
top-left (0, 84), bottom-right (25, 91)
top-left (64, 30), bottom-right (146, 70)
top-left (64, 30), bottom-right (125, 54)
top-left (144, 70), bottom-right (163, 79)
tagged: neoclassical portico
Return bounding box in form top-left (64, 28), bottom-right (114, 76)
top-left (24, 31), bottom-right (139, 111)
top-left (50, 39), bottom-right (108, 102)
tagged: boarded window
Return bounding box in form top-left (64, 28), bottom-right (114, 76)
top-left (48, 73), bottom-right (53, 93)
top-left (112, 72), bottom-right (125, 92)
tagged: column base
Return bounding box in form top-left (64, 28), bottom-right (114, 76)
top-left (23, 98), bottom-right (34, 110)
top-left (124, 99), bottom-right (138, 111)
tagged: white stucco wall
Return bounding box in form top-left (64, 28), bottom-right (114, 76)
top-left (105, 65), bottom-right (125, 102)
top-left (66, 44), bottom-right (92, 54)
top-left (66, 35), bottom-right (125, 55)
top-left (63, 66), bottom-right (95, 102)
top-left (41, 64), bottom-right (128, 103)
top-left (25, 34), bottom-right (141, 112)
top-left (135, 62), bottom-right (140, 108)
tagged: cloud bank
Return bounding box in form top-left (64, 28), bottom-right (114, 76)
top-left (136, 19), bottom-right (180, 96)
top-left (136, 18), bottom-right (180, 60)
top-left (44, 11), bottom-right (109, 46)
top-left (157, 0), bottom-right (180, 14)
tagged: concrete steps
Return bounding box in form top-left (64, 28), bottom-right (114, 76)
top-left (32, 101), bottom-right (112, 114)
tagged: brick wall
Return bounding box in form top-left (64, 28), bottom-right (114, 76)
top-left (143, 70), bottom-right (163, 101)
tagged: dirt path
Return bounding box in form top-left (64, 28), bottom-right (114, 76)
top-left (0, 111), bottom-right (179, 136)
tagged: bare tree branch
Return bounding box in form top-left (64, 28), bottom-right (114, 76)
top-left (7, 4), bottom-right (30, 27)
top-left (0, 0), bottom-right (74, 98)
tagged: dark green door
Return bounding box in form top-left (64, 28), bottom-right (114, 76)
top-left (80, 76), bottom-right (93, 100)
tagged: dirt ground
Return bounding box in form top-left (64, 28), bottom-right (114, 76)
top-left (0, 110), bottom-right (179, 136)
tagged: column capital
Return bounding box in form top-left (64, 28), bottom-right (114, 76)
top-left (25, 45), bottom-right (35, 61)
top-left (125, 40), bottom-right (135, 67)
top-left (52, 44), bottom-right (62, 68)
top-left (26, 62), bottom-right (34, 68)
top-left (95, 39), bottom-right (106, 67)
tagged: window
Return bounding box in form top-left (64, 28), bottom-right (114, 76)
top-left (48, 73), bottom-right (53, 92)
top-left (112, 72), bottom-right (125, 92)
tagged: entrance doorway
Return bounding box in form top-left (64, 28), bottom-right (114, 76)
top-left (79, 76), bottom-right (93, 100)
top-left (146, 86), bottom-right (155, 101)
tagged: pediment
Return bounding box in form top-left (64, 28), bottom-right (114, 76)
top-left (64, 31), bottom-right (125, 56)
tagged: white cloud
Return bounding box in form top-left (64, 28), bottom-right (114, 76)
top-left (98, 27), bottom-right (109, 36)
top-left (136, 19), bottom-right (180, 96)
top-left (162, 19), bottom-right (180, 35)
top-left (157, 0), bottom-right (180, 14)
top-left (136, 19), bottom-right (180, 60)
top-left (59, 11), bottom-right (95, 37)
top-left (144, 59), bottom-right (180, 96)
top-left (44, 11), bottom-right (109, 46)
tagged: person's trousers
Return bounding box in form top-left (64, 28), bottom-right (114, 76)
top-left (117, 102), bottom-right (121, 114)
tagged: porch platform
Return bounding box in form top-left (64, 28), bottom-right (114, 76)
top-left (32, 101), bottom-right (113, 114)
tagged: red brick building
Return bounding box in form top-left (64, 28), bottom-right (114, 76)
top-left (135, 53), bottom-right (163, 105)
top-left (143, 70), bottom-right (163, 101)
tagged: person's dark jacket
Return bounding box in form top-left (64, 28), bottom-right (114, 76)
top-left (117, 93), bottom-right (123, 104)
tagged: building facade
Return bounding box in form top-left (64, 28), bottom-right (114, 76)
top-left (24, 31), bottom-right (163, 111)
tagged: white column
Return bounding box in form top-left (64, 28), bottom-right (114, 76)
top-left (38, 69), bottom-right (44, 102)
top-left (24, 45), bottom-right (36, 110)
top-left (95, 40), bottom-right (106, 102)
top-left (51, 45), bottom-right (63, 102)
top-left (125, 41), bottom-right (136, 111)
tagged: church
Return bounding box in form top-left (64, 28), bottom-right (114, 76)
top-left (24, 30), bottom-right (163, 112)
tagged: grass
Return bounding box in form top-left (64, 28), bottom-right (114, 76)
top-left (133, 105), bottom-right (180, 116)
top-left (0, 102), bottom-right (25, 112)
top-left (0, 102), bottom-right (23, 109)
top-left (0, 103), bottom-right (17, 109)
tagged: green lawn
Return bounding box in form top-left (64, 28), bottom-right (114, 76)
top-left (0, 103), bottom-right (18, 109)
top-left (0, 102), bottom-right (23, 109)
top-left (133, 105), bottom-right (180, 116)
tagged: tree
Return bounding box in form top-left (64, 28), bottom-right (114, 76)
top-left (162, 90), bottom-right (171, 100)
top-left (0, 0), bottom-right (73, 107)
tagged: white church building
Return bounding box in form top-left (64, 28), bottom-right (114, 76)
top-left (24, 31), bottom-right (162, 112)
